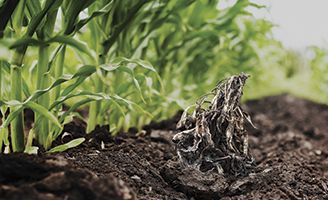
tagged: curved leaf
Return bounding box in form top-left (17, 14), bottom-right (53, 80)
top-left (9, 37), bottom-right (44, 49)
top-left (47, 35), bottom-right (93, 57)
top-left (25, 101), bottom-right (61, 128)
top-left (74, 0), bottom-right (114, 32)
top-left (47, 138), bottom-right (85, 153)
top-left (25, 65), bottom-right (96, 103)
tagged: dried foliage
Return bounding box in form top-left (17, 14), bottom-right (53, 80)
top-left (173, 73), bottom-right (255, 175)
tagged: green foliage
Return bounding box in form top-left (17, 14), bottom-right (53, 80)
top-left (47, 138), bottom-right (85, 153)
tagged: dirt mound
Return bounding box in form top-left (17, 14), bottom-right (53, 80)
top-left (0, 154), bottom-right (134, 200)
top-left (0, 94), bottom-right (327, 199)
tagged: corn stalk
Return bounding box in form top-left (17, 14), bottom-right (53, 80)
top-left (8, 0), bottom-right (62, 151)
top-left (86, 0), bottom-right (150, 132)
top-left (9, 0), bottom-right (27, 152)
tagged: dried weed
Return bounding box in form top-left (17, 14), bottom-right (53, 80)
top-left (173, 73), bottom-right (255, 175)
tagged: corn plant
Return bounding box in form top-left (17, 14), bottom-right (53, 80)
top-left (0, 0), bottom-right (166, 152)
top-left (0, 0), bottom-right (97, 152)
top-left (83, 0), bottom-right (165, 132)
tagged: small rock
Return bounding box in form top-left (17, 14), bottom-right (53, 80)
top-left (315, 150), bottom-right (322, 155)
top-left (131, 175), bottom-right (141, 182)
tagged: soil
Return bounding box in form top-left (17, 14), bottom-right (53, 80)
top-left (0, 94), bottom-right (328, 200)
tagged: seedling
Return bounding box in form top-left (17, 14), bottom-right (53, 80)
top-left (173, 73), bottom-right (255, 175)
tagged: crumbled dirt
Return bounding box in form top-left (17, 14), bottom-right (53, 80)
top-left (0, 94), bottom-right (328, 199)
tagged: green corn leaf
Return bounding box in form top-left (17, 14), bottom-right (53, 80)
top-left (50, 91), bottom-right (109, 110)
top-left (26, 0), bottom-right (58, 36)
top-left (215, 0), bottom-right (249, 28)
top-left (25, 101), bottom-right (61, 128)
top-left (0, 99), bottom-right (22, 107)
top-left (47, 45), bottom-right (63, 70)
top-left (1, 64), bottom-right (96, 129)
top-left (25, 65), bottom-right (96, 103)
top-left (26, 0), bottom-right (41, 18)
top-left (47, 138), bottom-right (85, 153)
top-left (114, 57), bottom-right (156, 72)
top-left (99, 63), bottom-right (120, 72)
top-left (59, 91), bottom-right (125, 119)
top-left (51, 93), bottom-right (126, 136)
top-left (133, 77), bottom-right (146, 103)
top-left (112, 94), bottom-right (152, 118)
top-left (50, 92), bottom-right (94, 109)
top-left (130, 59), bottom-right (157, 72)
top-left (72, 65), bottom-right (97, 78)
top-left (112, 57), bottom-right (164, 91)
top-left (0, 59), bottom-right (10, 72)
top-left (74, 0), bottom-right (114, 32)
top-left (52, 99), bottom-right (95, 140)
top-left (0, 105), bottom-right (23, 128)
top-left (59, 98), bottom-right (94, 123)
top-left (11, 0), bottom-right (26, 34)
top-left (64, 0), bottom-right (95, 35)
top-left (22, 77), bottom-right (31, 97)
top-left (108, 97), bottom-right (126, 118)
top-left (47, 35), bottom-right (93, 58)
top-left (60, 77), bottom-right (87, 97)
top-left (61, 112), bottom-right (83, 125)
top-left (45, 0), bottom-right (63, 14)
top-left (100, 99), bottom-right (126, 122)
top-left (115, 65), bottom-right (134, 76)
top-left (135, 73), bottom-right (157, 101)
top-left (9, 35), bottom-right (93, 58)
top-left (9, 37), bottom-right (44, 49)
top-left (25, 75), bottom-right (72, 103)
top-left (249, 2), bottom-right (266, 9)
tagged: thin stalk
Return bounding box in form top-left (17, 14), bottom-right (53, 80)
top-left (35, 45), bottom-right (51, 149)
top-left (54, 46), bottom-right (66, 98)
top-left (10, 62), bottom-right (24, 152)
top-left (86, 16), bottom-right (103, 133)
top-left (0, 60), bottom-right (2, 102)
top-left (9, 0), bottom-right (27, 152)
top-left (34, 7), bottom-right (58, 150)
top-left (0, 61), bottom-right (3, 151)
top-left (50, 45), bottom-right (66, 114)
top-left (87, 56), bottom-right (105, 133)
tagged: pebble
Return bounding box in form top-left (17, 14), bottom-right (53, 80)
top-left (314, 150), bottom-right (322, 155)
top-left (131, 175), bottom-right (141, 182)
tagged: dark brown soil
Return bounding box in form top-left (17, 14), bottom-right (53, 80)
top-left (1, 94), bottom-right (328, 200)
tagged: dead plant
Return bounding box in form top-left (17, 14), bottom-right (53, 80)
top-left (173, 73), bottom-right (255, 175)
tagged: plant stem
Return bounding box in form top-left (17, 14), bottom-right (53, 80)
top-left (34, 6), bottom-right (58, 150)
top-left (8, 0), bottom-right (27, 152)
top-left (35, 45), bottom-right (51, 149)
top-left (0, 60), bottom-right (2, 102)
top-left (50, 45), bottom-right (66, 114)
top-left (10, 61), bottom-right (24, 152)
top-left (0, 60), bottom-right (3, 151)
top-left (87, 56), bottom-right (105, 133)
